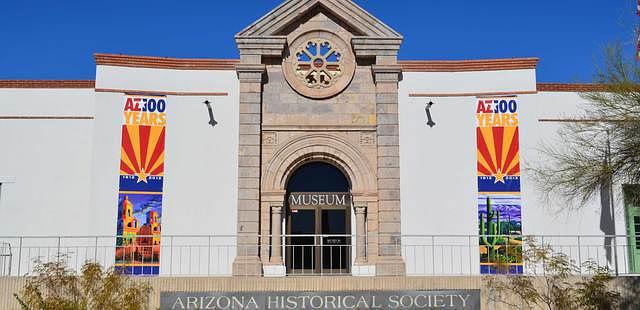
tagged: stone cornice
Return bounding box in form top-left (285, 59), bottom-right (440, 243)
top-left (235, 63), bottom-right (267, 73)
top-left (235, 63), bottom-right (267, 83)
top-left (372, 64), bottom-right (402, 83)
top-left (235, 36), bottom-right (287, 56)
top-left (372, 64), bottom-right (402, 74)
top-left (352, 37), bottom-right (403, 57)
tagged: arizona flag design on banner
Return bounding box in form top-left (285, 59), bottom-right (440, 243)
top-left (115, 95), bottom-right (167, 275)
top-left (476, 98), bottom-right (523, 274)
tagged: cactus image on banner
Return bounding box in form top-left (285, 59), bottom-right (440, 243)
top-left (475, 98), bottom-right (523, 274)
top-left (115, 95), bottom-right (167, 275)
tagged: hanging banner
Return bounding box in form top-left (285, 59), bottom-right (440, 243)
top-left (475, 98), bottom-right (523, 274)
top-left (115, 95), bottom-right (167, 275)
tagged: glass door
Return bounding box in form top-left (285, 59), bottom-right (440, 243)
top-left (287, 209), bottom-right (316, 274)
top-left (286, 206), bottom-right (350, 275)
top-left (321, 209), bottom-right (349, 274)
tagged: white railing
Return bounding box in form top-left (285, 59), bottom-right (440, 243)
top-left (0, 235), bottom-right (636, 277)
top-left (400, 235), bottom-right (635, 276)
top-left (0, 242), bottom-right (11, 276)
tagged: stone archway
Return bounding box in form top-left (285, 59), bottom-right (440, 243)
top-left (262, 133), bottom-right (376, 195)
top-left (260, 133), bottom-right (378, 275)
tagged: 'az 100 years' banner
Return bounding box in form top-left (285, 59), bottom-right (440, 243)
top-left (475, 98), bottom-right (523, 274)
top-left (115, 95), bottom-right (167, 275)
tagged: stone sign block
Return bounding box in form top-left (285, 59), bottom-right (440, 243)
top-left (161, 290), bottom-right (481, 309)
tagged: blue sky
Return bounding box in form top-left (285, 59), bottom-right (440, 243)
top-left (0, 0), bottom-right (636, 81)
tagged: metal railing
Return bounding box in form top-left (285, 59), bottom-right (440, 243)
top-left (281, 234), bottom-right (353, 276)
top-left (399, 235), bottom-right (635, 276)
top-left (0, 234), bottom-right (636, 277)
top-left (0, 242), bottom-right (11, 276)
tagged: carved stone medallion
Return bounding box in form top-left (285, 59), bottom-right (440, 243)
top-left (283, 31), bottom-right (356, 99)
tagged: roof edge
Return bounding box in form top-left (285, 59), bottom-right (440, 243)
top-left (0, 81), bottom-right (609, 93)
top-left (94, 54), bottom-right (539, 72)
top-left (399, 58), bottom-right (539, 72)
top-left (0, 80), bottom-right (95, 89)
top-left (94, 53), bottom-right (239, 70)
top-left (537, 83), bottom-right (606, 92)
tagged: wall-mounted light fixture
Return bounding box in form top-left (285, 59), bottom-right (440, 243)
top-left (203, 100), bottom-right (218, 127)
top-left (425, 101), bottom-right (436, 128)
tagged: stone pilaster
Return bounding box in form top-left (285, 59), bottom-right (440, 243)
top-left (232, 63), bottom-right (266, 276)
top-left (352, 36), bottom-right (404, 276)
top-left (373, 62), bottom-right (406, 276)
top-left (233, 35), bottom-right (286, 277)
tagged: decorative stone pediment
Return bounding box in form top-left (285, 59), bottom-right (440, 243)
top-left (236, 0), bottom-right (403, 59)
top-left (237, 0), bottom-right (402, 39)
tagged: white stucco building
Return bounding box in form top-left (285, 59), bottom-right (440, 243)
top-left (0, 0), bottom-right (638, 282)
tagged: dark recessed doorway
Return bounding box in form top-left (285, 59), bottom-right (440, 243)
top-left (285, 162), bottom-right (351, 275)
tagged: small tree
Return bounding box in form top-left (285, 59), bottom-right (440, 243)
top-left (486, 238), bottom-right (620, 310)
top-left (14, 258), bottom-right (152, 310)
top-left (533, 44), bottom-right (640, 207)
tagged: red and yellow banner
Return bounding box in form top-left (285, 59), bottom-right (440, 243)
top-left (115, 95), bottom-right (167, 275)
top-left (476, 98), bottom-right (523, 274)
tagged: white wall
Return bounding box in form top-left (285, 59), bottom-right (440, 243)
top-left (0, 89), bottom-right (95, 236)
top-left (91, 66), bottom-right (240, 275)
top-left (517, 91), bottom-right (626, 236)
top-left (399, 71), bottom-right (629, 274)
top-left (399, 69), bottom-right (537, 237)
top-left (0, 64), bottom-right (241, 275)
top-left (2, 65), bottom-right (632, 276)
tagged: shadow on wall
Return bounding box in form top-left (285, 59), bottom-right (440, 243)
top-left (599, 180), bottom-right (615, 263)
top-left (617, 276), bottom-right (640, 309)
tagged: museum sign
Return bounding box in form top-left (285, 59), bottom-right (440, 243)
top-left (288, 192), bottom-right (351, 207)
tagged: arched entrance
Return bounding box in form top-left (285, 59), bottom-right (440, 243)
top-left (285, 162), bottom-right (351, 275)
top-left (259, 134), bottom-right (379, 276)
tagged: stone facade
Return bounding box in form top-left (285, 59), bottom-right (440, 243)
top-left (233, 0), bottom-right (405, 276)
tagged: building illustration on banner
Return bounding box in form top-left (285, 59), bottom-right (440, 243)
top-left (115, 95), bottom-right (167, 275)
top-left (476, 98), bottom-right (523, 274)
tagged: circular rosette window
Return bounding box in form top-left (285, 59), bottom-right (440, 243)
top-left (283, 31), bottom-right (355, 99)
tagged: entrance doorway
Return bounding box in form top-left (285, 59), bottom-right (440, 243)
top-left (285, 162), bottom-right (351, 275)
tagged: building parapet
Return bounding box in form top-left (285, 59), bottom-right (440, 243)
top-left (537, 82), bottom-right (607, 92)
top-left (94, 53), bottom-right (239, 70)
top-left (0, 80), bottom-right (95, 88)
top-left (399, 58), bottom-right (539, 72)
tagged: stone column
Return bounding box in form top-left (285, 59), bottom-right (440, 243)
top-left (269, 206), bottom-right (283, 264)
top-left (232, 62), bottom-right (265, 276)
top-left (354, 204), bottom-right (367, 264)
